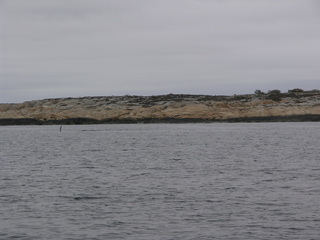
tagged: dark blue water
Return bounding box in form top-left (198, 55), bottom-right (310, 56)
top-left (1, 123), bottom-right (320, 240)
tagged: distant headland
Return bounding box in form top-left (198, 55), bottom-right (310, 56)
top-left (1, 89), bottom-right (320, 125)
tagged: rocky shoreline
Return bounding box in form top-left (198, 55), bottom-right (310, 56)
top-left (1, 114), bottom-right (320, 126)
top-left (1, 90), bottom-right (320, 125)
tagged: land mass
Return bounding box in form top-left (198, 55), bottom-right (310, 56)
top-left (1, 89), bottom-right (320, 125)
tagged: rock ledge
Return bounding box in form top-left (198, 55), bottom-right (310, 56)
top-left (1, 91), bottom-right (320, 125)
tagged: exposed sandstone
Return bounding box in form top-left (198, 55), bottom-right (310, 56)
top-left (1, 91), bottom-right (320, 125)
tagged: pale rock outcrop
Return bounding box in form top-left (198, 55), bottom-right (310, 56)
top-left (1, 91), bottom-right (320, 123)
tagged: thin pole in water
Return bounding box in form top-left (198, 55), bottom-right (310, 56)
top-left (60, 126), bottom-right (62, 132)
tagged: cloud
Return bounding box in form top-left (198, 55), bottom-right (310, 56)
top-left (1, 0), bottom-right (320, 102)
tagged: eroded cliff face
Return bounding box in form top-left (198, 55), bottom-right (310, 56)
top-left (1, 91), bottom-right (320, 124)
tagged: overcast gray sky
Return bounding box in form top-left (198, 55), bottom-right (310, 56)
top-left (1, 0), bottom-right (320, 103)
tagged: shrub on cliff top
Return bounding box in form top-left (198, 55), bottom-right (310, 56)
top-left (254, 90), bottom-right (265, 95)
top-left (267, 89), bottom-right (282, 101)
top-left (254, 89), bottom-right (265, 96)
top-left (288, 88), bottom-right (304, 93)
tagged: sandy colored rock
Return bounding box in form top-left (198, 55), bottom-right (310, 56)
top-left (1, 91), bottom-right (320, 122)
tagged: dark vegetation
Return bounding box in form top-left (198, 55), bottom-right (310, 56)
top-left (36, 88), bottom-right (320, 106)
top-left (254, 88), bottom-right (320, 102)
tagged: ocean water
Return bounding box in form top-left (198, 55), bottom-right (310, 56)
top-left (0, 123), bottom-right (319, 240)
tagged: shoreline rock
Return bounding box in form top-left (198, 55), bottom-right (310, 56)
top-left (1, 91), bottom-right (320, 125)
top-left (1, 114), bottom-right (320, 126)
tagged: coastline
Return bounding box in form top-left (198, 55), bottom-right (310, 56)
top-left (1, 114), bottom-right (320, 126)
top-left (2, 91), bottom-right (320, 125)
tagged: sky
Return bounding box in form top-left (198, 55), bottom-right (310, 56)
top-left (1, 0), bottom-right (320, 103)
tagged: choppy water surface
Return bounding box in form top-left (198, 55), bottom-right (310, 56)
top-left (1, 123), bottom-right (320, 240)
